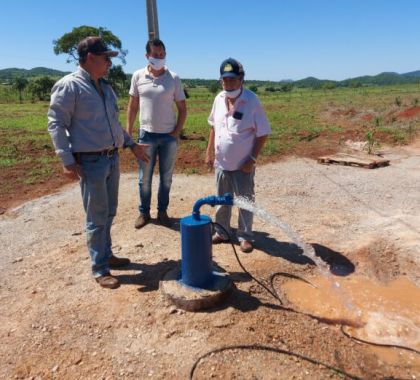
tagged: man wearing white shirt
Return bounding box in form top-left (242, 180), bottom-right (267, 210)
top-left (205, 58), bottom-right (271, 253)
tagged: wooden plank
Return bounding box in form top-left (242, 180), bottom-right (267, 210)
top-left (318, 153), bottom-right (390, 169)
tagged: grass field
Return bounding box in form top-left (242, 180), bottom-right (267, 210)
top-left (0, 83), bottom-right (419, 209)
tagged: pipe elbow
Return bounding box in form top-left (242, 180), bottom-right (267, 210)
top-left (192, 193), bottom-right (233, 220)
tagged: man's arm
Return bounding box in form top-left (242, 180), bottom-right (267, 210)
top-left (240, 135), bottom-right (268, 173)
top-left (48, 82), bottom-right (82, 180)
top-left (126, 95), bottom-right (139, 136)
top-left (124, 94), bottom-right (151, 162)
top-left (205, 127), bottom-right (215, 171)
top-left (170, 100), bottom-right (187, 137)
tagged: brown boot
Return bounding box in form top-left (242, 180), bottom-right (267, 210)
top-left (95, 273), bottom-right (120, 289)
top-left (240, 240), bottom-right (253, 253)
top-left (135, 213), bottom-right (151, 229)
top-left (212, 233), bottom-right (228, 244)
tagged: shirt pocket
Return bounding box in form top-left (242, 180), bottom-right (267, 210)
top-left (227, 115), bottom-right (244, 134)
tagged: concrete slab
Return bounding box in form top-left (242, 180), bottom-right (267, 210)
top-left (160, 266), bottom-right (234, 311)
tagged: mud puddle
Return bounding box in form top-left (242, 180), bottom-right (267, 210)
top-left (281, 274), bottom-right (420, 368)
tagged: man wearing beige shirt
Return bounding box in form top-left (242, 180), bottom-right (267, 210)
top-left (126, 39), bottom-right (187, 229)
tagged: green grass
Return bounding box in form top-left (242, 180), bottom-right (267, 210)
top-left (0, 157), bottom-right (18, 167)
top-left (23, 166), bottom-right (55, 184)
top-left (1, 83), bottom-right (420, 186)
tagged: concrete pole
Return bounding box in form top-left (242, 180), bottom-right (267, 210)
top-left (146, 0), bottom-right (159, 40)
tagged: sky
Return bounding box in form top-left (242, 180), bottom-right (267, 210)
top-left (1, 0), bottom-right (420, 81)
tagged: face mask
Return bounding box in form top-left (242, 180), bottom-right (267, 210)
top-left (223, 87), bottom-right (242, 99)
top-left (148, 57), bottom-right (166, 70)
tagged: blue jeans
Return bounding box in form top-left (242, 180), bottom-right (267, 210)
top-left (214, 167), bottom-right (255, 242)
top-left (138, 130), bottom-right (178, 215)
top-left (79, 153), bottom-right (120, 277)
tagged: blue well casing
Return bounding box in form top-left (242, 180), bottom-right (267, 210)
top-left (180, 214), bottom-right (213, 288)
top-left (180, 194), bottom-right (233, 289)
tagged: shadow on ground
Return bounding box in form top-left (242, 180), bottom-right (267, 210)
top-left (253, 231), bottom-right (355, 276)
top-left (115, 259), bottom-right (179, 292)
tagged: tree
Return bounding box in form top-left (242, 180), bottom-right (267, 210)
top-left (107, 65), bottom-right (127, 95)
top-left (265, 86), bottom-right (276, 92)
top-left (349, 80), bottom-right (362, 88)
top-left (208, 81), bottom-right (220, 94)
top-left (321, 81), bottom-right (337, 90)
top-left (28, 76), bottom-right (56, 101)
top-left (280, 83), bottom-right (293, 93)
top-left (248, 85), bottom-right (258, 93)
top-left (12, 76), bottom-right (28, 103)
top-left (53, 25), bottom-right (127, 64)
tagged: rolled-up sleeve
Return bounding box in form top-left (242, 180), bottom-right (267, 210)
top-left (129, 72), bottom-right (139, 97)
top-left (47, 82), bottom-right (76, 166)
top-left (173, 75), bottom-right (186, 102)
top-left (253, 99), bottom-right (271, 137)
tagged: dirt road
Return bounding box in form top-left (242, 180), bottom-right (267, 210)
top-left (1, 142), bottom-right (419, 379)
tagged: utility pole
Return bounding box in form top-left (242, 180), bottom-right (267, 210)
top-left (145, 0), bottom-right (159, 40)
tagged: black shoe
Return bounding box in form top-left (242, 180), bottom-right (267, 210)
top-left (135, 213), bottom-right (151, 229)
top-left (157, 211), bottom-right (172, 227)
top-left (108, 255), bottom-right (131, 268)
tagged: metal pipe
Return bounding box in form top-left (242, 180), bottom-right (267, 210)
top-left (192, 193), bottom-right (233, 220)
top-left (145, 0), bottom-right (160, 40)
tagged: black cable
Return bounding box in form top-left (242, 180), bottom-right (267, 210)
top-left (189, 344), bottom-right (361, 380)
top-left (213, 222), bottom-right (284, 303)
top-left (207, 222), bottom-right (419, 378)
top-left (341, 326), bottom-right (420, 355)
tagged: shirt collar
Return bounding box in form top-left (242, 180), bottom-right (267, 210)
top-left (146, 65), bottom-right (167, 78)
top-left (77, 66), bottom-right (107, 87)
top-left (77, 66), bottom-right (93, 81)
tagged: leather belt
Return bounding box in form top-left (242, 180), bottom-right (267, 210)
top-left (76, 148), bottom-right (118, 157)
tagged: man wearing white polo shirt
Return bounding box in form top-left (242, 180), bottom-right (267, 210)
top-left (127, 39), bottom-right (187, 229)
top-left (205, 58), bottom-right (271, 253)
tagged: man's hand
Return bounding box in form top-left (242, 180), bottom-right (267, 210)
top-left (169, 130), bottom-right (180, 138)
top-left (240, 159), bottom-right (255, 173)
top-left (205, 153), bottom-right (214, 172)
top-left (63, 164), bottom-right (82, 180)
top-left (131, 143), bottom-right (150, 163)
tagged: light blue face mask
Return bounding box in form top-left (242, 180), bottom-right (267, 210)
top-left (148, 57), bottom-right (166, 70)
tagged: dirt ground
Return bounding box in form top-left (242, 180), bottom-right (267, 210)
top-left (1, 140), bottom-right (419, 379)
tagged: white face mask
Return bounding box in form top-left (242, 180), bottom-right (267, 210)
top-left (223, 87), bottom-right (242, 99)
top-left (148, 57), bottom-right (166, 70)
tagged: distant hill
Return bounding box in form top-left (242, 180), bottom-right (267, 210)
top-left (293, 76), bottom-right (328, 88)
top-left (1, 67), bottom-right (420, 88)
top-left (0, 67), bottom-right (70, 82)
top-left (402, 70), bottom-right (420, 78)
top-left (340, 72), bottom-right (420, 86)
